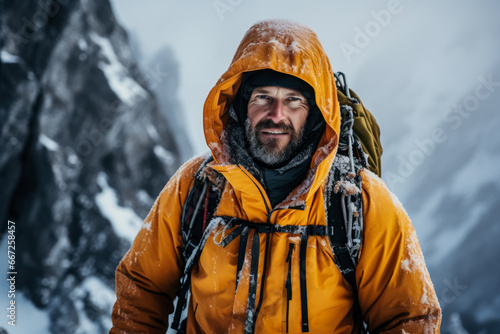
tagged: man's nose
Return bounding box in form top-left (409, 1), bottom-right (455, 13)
top-left (267, 100), bottom-right (287, 123)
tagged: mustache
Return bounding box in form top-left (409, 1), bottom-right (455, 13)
top-left (254, 119), bottom-right (294, 132)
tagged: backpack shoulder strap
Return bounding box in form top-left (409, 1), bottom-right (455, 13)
top-left (180, 155), bottom-right (215, 255)
top-left (325, 153), bottom-right (363, 284)
top-left (172, 155), bottom-right (224, 332)
top-left (326, 152), bottom-right (367, 334)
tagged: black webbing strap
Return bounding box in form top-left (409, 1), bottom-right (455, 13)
top-left (217, 217), bottom-right (334, 240)
top-left (244, 230), bottom-right (260, 334)
top-left (299, 232), bottom-right (310, 332)
top-left (171, 275), bottom-right (190, 331)
top-left (235, 226), bottom-right (250, 289)
top-left (285, 243), bottom-right (295, 333)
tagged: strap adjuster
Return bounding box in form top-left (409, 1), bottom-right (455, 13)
top-left (256, 224), bottom-right (274, 234)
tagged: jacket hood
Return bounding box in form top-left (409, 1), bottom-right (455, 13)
top-left (203, 19), bottom-right (340, 200)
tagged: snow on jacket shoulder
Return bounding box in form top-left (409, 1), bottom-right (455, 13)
top-left (111, 19), bottom-right (441, 333)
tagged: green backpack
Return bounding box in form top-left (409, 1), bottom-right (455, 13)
top-left (335, 72), bottom-right (383, 177)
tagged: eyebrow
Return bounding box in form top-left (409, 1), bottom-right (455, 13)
top-left (252, 87), bottom-right (304, 96)
top-left (252, 87), bottom-right (272, 94)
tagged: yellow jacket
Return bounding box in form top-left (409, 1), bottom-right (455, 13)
top-left (111, 20), bottom-right (441, 333)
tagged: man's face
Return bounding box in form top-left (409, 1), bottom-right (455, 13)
top-left (245, 86), bottom-right (310, 166)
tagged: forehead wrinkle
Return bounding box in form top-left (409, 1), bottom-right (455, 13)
top-left (252, 87), bottom-right (273, 94)
top-left (252, 86), bottom-right (304, 97)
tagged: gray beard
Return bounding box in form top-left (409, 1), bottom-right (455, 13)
top-left (245, 118), bottom-right (306, 167)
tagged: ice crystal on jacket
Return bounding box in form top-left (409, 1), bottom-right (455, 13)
top-left (334, 180), bottom-right (361, 195)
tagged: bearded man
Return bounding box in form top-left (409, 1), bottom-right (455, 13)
top-left (111, 20), bottom-right (442, 334)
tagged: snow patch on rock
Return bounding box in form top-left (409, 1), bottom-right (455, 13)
top-left (1, 49), bottom-right (20, 63)
top-left (39, 134), bottom-right (60, 151)
top-left (95, 172), bottom-right (142, 243)
top-left (154, 145), bottom-right (175, 167)
top-left (90, 32), bottom-right (147, 106)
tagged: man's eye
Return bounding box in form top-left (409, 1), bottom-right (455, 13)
top-left (287, 97), bottom-right (306, 105)
top-left (256, 95), bottom-right (271, 100)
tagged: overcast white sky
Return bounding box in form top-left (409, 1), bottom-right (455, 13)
top-left (109, 0), bottom-right (500, 157)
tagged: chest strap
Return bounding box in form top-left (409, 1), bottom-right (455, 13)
top-left (215, 216), bottom-right (336, 333)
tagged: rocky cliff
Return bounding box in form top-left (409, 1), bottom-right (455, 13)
top-left (0, 0), bottom-right (187, 332)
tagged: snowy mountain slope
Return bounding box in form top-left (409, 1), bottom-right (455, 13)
top-left (394, 62), bottom-right (500, 333)
top-left (0, 0), bottom-right (189, 332)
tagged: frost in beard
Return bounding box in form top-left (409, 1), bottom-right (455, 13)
top-left (244, 118), bottom-right (306, 167)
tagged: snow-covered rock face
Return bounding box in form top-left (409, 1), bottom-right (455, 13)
top-left (0, 0), bottom-right (187, 332)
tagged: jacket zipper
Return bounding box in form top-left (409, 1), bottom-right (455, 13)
top-left (238, 165), bottom-right (272, 212)
top-left (285, 242), bottom-right (295, 333)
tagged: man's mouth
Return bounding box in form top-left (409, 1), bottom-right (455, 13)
top-left (260, 130), bottom-right (290, 139)
top-left (261, 129), bottom-right (288, 135)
